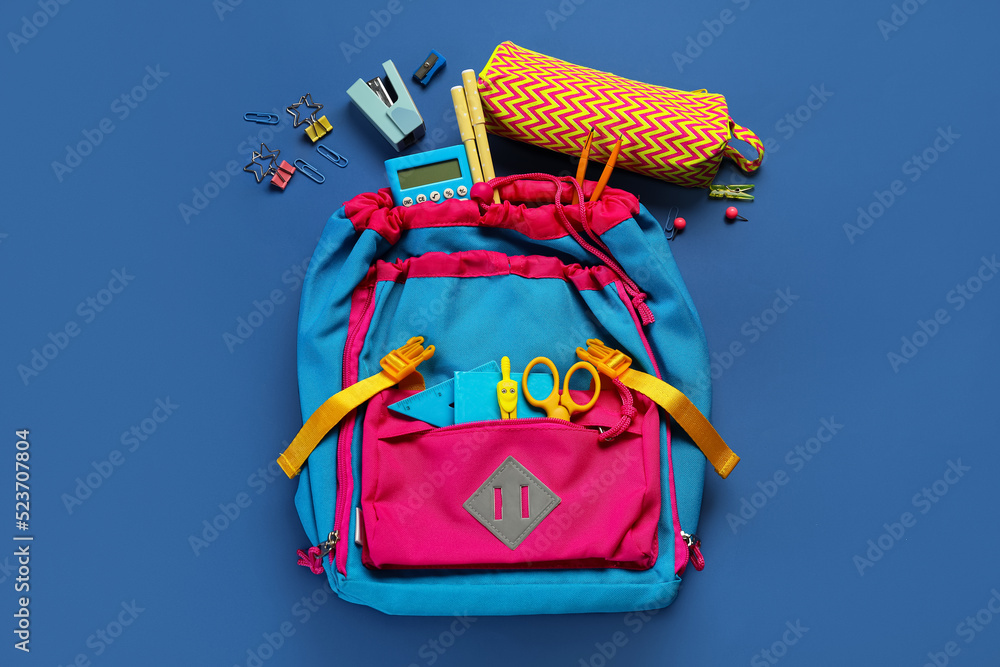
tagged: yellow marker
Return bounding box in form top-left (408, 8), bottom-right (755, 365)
top-left (451, 86), bottom-right (484, 185)
top-left (497, 356), bottom-right (518, 419)
top-left (461, 69), bottom-right (500, 203)
top-left (573, 128), bottom-right (595, 204)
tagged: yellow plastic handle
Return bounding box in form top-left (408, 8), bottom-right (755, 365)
top-left (561, 361), bottom-right (601, 417)
top-left (522, 357), bottom-right (563, 419)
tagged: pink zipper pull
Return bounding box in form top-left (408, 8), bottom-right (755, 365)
top-left (296, 531), bottom-right (339, 575)
top-left (682, 531), bottom-right (705, 571)
top-left (296, 546), bottom-right (325, 575)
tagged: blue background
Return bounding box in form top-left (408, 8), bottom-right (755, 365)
top-left (3, 0), bottom-right (999, 665)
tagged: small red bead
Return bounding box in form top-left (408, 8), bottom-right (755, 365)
top-left (725, 206), bottom-right (738, 220)
top-left (470, 182), bottom-right (494, 204)
top-left (674, 217), bottom-right (686, 231)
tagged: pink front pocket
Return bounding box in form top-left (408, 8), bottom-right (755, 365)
top-left (359, 387), bottom-right (662, 570)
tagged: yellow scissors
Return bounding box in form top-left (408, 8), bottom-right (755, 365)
top-left (522, 357), bottom-right (601, 420)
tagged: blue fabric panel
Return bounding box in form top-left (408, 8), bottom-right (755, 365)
top-left (293, 198), bottom-right (709, 615)
top-left (597, 205), bottom-right (710, 534)
top-left (294, 212), bottom-right (388, 575)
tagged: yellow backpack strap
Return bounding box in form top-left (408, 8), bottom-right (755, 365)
top-left (278, 337), bottom-right (435, 478)
top-left (578, 340), bottom-right (739, 478)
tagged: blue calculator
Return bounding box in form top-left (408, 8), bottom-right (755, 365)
top-left (385, 145), bottom-right (473, 207)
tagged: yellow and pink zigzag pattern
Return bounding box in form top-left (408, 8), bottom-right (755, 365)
top-left (478, 42), bottom-right (762, 189)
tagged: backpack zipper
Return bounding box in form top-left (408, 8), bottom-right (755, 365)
top-left (319, 530), bottom-right (340, 558)
top-left (334, 281), bottom-right (376, 572)
top-left (681, 531), bottom-right (704, 571)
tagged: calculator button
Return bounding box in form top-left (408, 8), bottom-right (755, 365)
top-left (430, 190), bottom-right (441, 202)
top-left (416, 193), bottom-right (427, 203)
top-left (402, 196), bottom-right (413, 206)
top-left (456, 185), bottom-right (468, 196)
top-left (443, 188), bottom-right (454, 199)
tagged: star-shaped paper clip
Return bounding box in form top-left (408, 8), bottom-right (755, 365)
top-left (243, 142), bottom-right (281, 183)
top-left (286, 93), bottom-right (323, 127)
top-left (286, 93), bottom-right (333, 142)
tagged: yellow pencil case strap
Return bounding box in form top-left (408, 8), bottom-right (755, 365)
top-left (723, 120), bottom-right (765, 173)
top-left (277, 337), bottom-right (434, 478)
top-left (578, 340), bottom-right (739, 479)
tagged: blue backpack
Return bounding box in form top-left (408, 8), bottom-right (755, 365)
top-left (280, 173), bottom-right (738, 615)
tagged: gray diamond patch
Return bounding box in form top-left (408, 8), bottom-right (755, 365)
top-left (464, 456), bottom-right (560, 550)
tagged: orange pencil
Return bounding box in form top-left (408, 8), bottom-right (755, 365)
top-left (589, 134), bottom-right (623, 202)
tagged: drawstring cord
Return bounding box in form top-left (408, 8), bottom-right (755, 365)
top-left (296, 546), bottom-right (329, 575)
top-left (598, 377), bottom-right (636, 442)
top-left (482, 173), bottom-right (655, 325)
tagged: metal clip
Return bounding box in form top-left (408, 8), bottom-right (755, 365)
top-left (663, 206), bottom-right (680, 241)
top-left (243, 112), bottom-right (280, 125)
top-left (243, 143), bottom-right (281, 183)
top-left (293, 159), bottom-right (325, 184)
top-left (708, 184), bottom-right (755, 201)
top-left (319, 531), bottom-right (339, 558)
top-left (316, 144), bottom-right (349, 168)
top-left (286, 93), bottom-right (324, 128)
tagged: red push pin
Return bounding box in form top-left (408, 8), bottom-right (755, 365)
top-left (725, 206), bottom-right (747, 222)
top-left (673, 217), bottom-right (686, 231)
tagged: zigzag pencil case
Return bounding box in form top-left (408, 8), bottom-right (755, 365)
top-left (477, 41), bottom-right (764, 189)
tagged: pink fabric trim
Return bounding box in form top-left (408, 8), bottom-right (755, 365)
top-left (487, 173), bottom-right (654, 326)
top-left (360, 388), bottom-right (661, 570)
top-left (668, 423), bottom-right (688, 574)
top-left (343, 179), bottom-right (640, 245)
top-left (365, 250), bottom-right (619, 292)
top-left (613, 282), bottom-right (685, 571)
top-left (334, 281), bottom-right (378, 575)
top-left (615, 283), bottom-right (662, 380)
